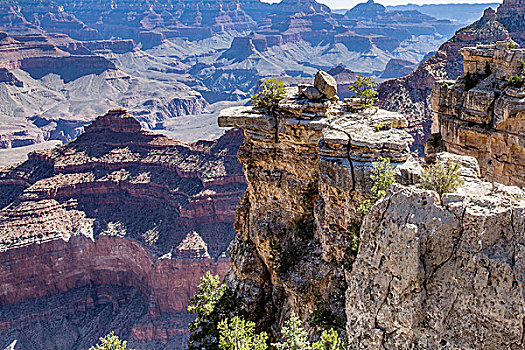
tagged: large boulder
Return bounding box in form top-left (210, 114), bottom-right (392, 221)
top-left (314, 70), bottom-right (338, 99)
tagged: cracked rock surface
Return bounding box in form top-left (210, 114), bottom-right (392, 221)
top-left (346, 154), bottom-right (525, 349)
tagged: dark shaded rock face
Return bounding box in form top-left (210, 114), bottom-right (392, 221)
top-left (378, 0), bottom-right (525, 153)
top-left (0, 109), bottom-right (246, 349)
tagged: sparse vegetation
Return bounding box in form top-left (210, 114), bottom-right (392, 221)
top-left (508, 74), bottom-right (524, 88)
top-left (89, 332), bottom-right (127, 350)
top-left (358, 157), bottom-right (396, 215)
top-left (190, 279), bottom-right (343, 350)
top-left (507, 41), bottom-right (516, 49)
top-left (348, 75), bottom-right (378, 109)
top-left (218, 317), bottom-right (268, 350)
top-left (373, 122), bottom-right (392, 132)
top-left (251, 78), bottom-right (286, 111)
top-left (418, 159), bottom-right (464, 198)
top-left (188, 272), bottom-right (227, 350)
top-left (520, 60), bottom-right (525, 75)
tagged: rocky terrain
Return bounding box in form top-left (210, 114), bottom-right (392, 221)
top-left (218, 72), bottom-right (417, 336)
top-left (0, 30), bottom-right (208, 149)
top-left (378, 0), bottom-right (524, 153)
top-left (0, 0), bottom-right (488, 152)
top-left (219, 59), bottom-right (525, 349)
top-left (0, 109), bottom-right (245, 349)
top-left (431, 43), bottom-right (525, 188)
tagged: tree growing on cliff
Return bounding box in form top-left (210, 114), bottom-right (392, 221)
top-left (358, 157), bottom-right (396, 214)
top-left (251, 78), bottom-right (286, 112)
top-left (218, 317), bottom-right (268, 350)
top-left (348, 75), bottom-right (378, 109)
top-left (89, 332), bottom-right (126, 350)
top-left (188, 272), bottom-right (226, 350)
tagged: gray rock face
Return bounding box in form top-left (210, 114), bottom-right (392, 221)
top-left (346, 154), bottom-right (525, 349)
top-left (314, 70), bottom-right (338, 99)
top-left (299, 84), bottom-right (324, 100)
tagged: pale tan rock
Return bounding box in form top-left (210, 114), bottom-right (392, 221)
top-left (432, 43), bottom-right (525, 187)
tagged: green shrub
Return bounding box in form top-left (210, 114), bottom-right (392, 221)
top-left (373, 122), bottom-right (391, 132)
top-left (508, 74), bottom-right (524, 88)
top-left (507, 42), bottom-right (516, 49)
top-left (520, 60), bottom-right (525, 75)
top-left (89, 332), bottom-right (126, 350)
top-left (251, 78), bottom-right (286, 111)
top-left (418, 159), bottom-right (464, 198)
top-left (358, 157), bottom-right (396, 215)
top-left (218, 317), bottom-right (268, 350)
top-left (348, 75), bottom-right (378, 109)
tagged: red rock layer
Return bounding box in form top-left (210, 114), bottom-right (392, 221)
top-left (0, 109), bottom-right (245, 348)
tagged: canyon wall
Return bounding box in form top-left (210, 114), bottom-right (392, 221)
top-left (431, 43), bottom-right (525, 187)
top-left (218, 82), bottom-right (416, 336)
top-left (378, 0), bottom-right (525, 152)
top-left (221, 68), bottom-right (525, 349)
top-left (0, 109), bottom-right (245, 349)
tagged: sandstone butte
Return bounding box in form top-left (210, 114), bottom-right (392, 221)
top-left (218, 42), bottom-right (525, 348)
top-left (0, 109), bottom-right (246, 349)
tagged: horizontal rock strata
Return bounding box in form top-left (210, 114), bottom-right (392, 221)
top-left (218, 85), bottom-right (415, 336)
top-left (431, 43), bottom-right (525, 187)
top-left (0, 109), bottom-right (245, 349)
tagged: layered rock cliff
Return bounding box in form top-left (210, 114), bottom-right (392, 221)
top-left (378, 6), bottom-right (512, 153)
top-left (431, 43), bottom-right (525, 188)
top-left (220, 69), bottom-right (525, 349)
top-left (218, 81), bottom-right (416, 336)
top-left (0, 109), bottom-right (245, 349)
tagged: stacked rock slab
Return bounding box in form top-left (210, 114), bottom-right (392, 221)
top-left (346, 153), bottom-right (525, 349)
top-left (218, 77), bottom-right (415, 335)
top-left (431, 42), bottom-right (525, 187)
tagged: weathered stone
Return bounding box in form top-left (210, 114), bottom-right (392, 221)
top-left (218, 77), bottom-right (414, 338)
top-left (346, 160), bottom-right (525, 349)
top-left (314, 70), bottom-right (338, 99)
top-left (431, 43), bottom-right (525, 187)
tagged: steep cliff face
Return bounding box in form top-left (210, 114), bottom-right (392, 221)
top-left (378, 6), bottom-right (511, 153)
top-left (0, 109), bottom-right (245, 349)
top-left (431, 43), bottom-right (525, 187)
top-left (346, 155), bottom-right (525, 349)
top-left (218, 84), bottom-right (415, 336)
top-left (221, 68), bottom-right (524, 349)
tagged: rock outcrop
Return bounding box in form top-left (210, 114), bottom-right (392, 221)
top-left (346, 153), bottom-right (525, 349)
top-left (221, 68), bottom-right (525, 349)
top-left (218, 78), bottom-right (415, 336)
top-left (0, 109), bottom-right (245, 349)
top-left (431, 43), bottom-right (525, 187)
top-left (379, 0), bottom-right (525, 152)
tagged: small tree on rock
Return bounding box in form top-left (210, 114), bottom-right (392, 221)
top-left (348, 75), bottom-right (378, 109)
top-left (272, 311), bottom-right (312, 350)
top-left (89, 332), bottom-right (126, 350)
top-left (188, 272), bottom-right (227, 350)
top-left (251, 78), bottom-right (286, 112)
top-left (358, 157), bottom-right (396, 214)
